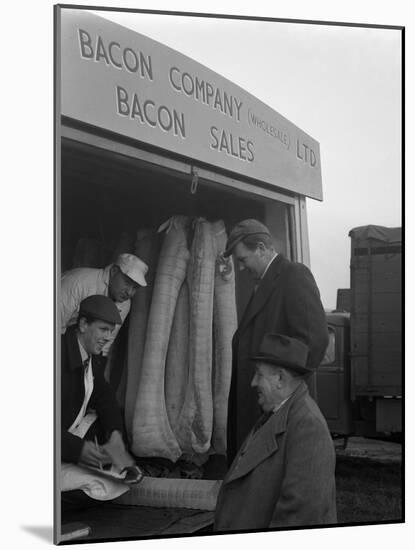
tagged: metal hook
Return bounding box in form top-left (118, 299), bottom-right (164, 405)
top-left (190, 168), bottom-right (199, 195)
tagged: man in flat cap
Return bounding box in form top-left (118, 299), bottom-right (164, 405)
top-left (214, 334), bottom-right (336, 532)
top-left (61, 253), bottom-right (148, 357)
top-left (61, 295), bottom-right (136, 474)
top-left (224, 219), bottom-right (328, 462)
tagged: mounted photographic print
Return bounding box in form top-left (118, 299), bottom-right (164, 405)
top-left (54, 4), bottom-right (403, 544)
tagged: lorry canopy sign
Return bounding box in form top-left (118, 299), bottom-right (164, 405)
top-left (60, 10), bottom-right (323, 201)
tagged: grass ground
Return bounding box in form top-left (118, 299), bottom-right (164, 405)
top-left (335, 455), bottom-right (403, 524)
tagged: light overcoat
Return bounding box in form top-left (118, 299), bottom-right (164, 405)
top-left (215, 381), bottom-right (337, 532)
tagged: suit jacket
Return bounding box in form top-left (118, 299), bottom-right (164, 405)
top-left (215, 381), bottom-right (337, 532)
top-left (61, 326), bottom-right (124, 463)
top-left (227, 254), bottom-right (328, 460)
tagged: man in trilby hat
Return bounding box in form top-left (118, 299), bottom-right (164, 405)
top-left (214, 333), bottom-right (337, 532)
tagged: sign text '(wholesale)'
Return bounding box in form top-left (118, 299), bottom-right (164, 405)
top-left (76, 27), bottom-right (319, 168)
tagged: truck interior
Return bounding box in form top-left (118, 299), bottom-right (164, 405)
top-left (59, 123), bottom-right (303, 538)
top-left (61, 128), bottom-right (298, 321)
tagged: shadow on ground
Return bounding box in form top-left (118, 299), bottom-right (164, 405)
top-left (21, 526), bottom-right (53, 543)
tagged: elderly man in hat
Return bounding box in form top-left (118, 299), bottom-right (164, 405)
top-left (61, 295), bottom-right (136, 473)
top-left (61, 253), bottom-right (148, 357)
top-left (214, 333), bottom-right (336, 532)
top-left (224, 219), bottom-right (328, 462)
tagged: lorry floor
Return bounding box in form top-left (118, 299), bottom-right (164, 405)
top-left (61, 504), bottom-right (213, 542)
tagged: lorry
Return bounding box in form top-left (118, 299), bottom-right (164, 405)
top-left (316, 225), bottom-right (402, 442)
top-left (57, 8), bottom-right (325, 541)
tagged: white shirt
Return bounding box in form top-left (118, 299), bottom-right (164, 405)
top-left (272, 396), bottom-right (289, 414)
top-left (68, 339), bottom-right (96, 438)
top-left (260, 253), bottom-right (278, 280)
top-left (253, 253), bottom-right (278, 293)
top-left (61, 264), bottom-right (130, 356)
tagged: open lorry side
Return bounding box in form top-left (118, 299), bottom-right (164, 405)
top-left (57, 9), bottom-right (325, 542)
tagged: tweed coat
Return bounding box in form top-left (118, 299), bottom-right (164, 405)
top-left (215, 381), bottom-right (337, 532)
top-left (227, 254), bottom-right (328, 461)
top-left (61, 326), bottom-right (124, 464)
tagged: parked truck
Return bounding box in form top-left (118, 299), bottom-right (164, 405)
top-left (317, 225), bottom-right (402, 440)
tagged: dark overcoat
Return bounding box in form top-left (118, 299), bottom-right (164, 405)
top-left (61, 326), bottom-right (124, 464)
top-left (215, 381), bottom-right (337, 532)
top-left (227, 254), bottom-right (328, 461)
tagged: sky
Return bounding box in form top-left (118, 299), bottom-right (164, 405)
top-left (89, 8), bottom-right (402, 309)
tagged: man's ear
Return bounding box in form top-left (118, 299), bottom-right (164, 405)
top-left (257, 242), bottom-right (266, 255)
top-left (275, 368), bottom-right (285, 388)
top-left (110, 265), bottom-right (119, 279)
top-left (78, 316), bottom-right (88, 334)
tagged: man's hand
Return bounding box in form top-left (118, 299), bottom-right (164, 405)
top-left (78, 440), bottom-right (108, 469)
top-left (102, 430), bottom-right (135, 471)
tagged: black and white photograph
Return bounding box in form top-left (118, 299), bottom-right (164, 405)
top-left (2, 1), bottom-right (408, 548)
top-left (53, 4), bottom-right (403, 544)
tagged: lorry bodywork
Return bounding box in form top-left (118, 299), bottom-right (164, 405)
top-left (317, 225), bottom-right (402, 437)
top-left (56, 8), bottom-right (324, 540)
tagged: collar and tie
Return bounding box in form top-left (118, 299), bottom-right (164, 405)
top-left (253, 253), bottom-right (278, 293)
top-left (253, 279), bottom-right (261, 294)
top-left (252, 397), bottom-right (291, 434)
top-left (234, 410), bottom-right (274, 463)
top-left (252, 410), bottom-right (273, 433)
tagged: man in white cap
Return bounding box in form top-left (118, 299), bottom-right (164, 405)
top-left (61, 253), bottom-right (148, 356)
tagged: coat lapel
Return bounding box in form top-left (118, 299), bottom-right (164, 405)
top-left (66, 326), bottom-right (84, 371)
top-left (225, 405), bottom-right (288, 483)
top-left (225, 382), bottom-right (308, 484)
top-left (237, 255), bottom-right (288, 334)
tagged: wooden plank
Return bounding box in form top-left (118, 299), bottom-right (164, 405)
top-left (353, 385), bottom-right (402, 397)
top-left (352, 253), bottom-right (401, 265)
top-left (351, 356), bottom-right (401, 388)
top-left (352, 358), bottom-right (369, 387)
top-left (352, 312), bottom-right (401, 333)
top-left (352, 270), bottom-right (401, 294)
top-left (353, 292), bottom-right (401, 315)
top-left (352, 331), bottom-right (401, 351)
top-left (369, 351), bottom-right (402, 373)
